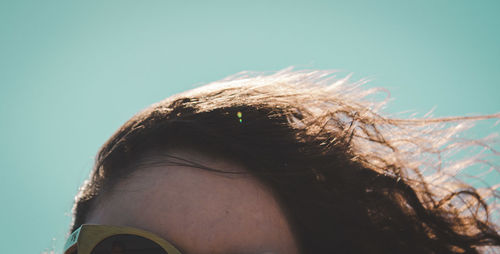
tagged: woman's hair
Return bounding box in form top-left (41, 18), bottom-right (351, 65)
top-left (71, 69), bottom-right (500, 253)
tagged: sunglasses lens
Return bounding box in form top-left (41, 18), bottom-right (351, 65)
top-left (91, 234), bottom-right (168, 254)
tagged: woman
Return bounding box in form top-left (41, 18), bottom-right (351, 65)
top-left (66, 69), bottom-right (500, 254)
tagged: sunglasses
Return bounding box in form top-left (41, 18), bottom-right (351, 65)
top-left (63, 224), bottom-right (182, 254)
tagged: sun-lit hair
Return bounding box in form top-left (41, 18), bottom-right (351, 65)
top-left (71, 68), bottom-right (500, 253)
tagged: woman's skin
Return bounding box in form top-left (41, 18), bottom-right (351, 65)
top-left (85, 149), bottom-right (300, 254)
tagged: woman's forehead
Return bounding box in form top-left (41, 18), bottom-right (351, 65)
top-left (85, 149), bottom-right (300, 254)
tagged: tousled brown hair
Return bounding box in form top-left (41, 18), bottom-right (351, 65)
top-left (71, 69), bottom-right (500, 253)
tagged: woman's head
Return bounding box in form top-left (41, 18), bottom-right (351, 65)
top-left (71, 69), bottom-right (500, 253)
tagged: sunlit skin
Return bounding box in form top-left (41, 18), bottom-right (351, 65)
top-left (85, 149), bottom-right (300, 254)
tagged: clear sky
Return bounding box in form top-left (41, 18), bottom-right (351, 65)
top-left (1, 1), bottom-right (499, 253)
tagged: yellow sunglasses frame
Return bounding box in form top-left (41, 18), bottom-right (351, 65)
top-left (63, 224), bottom-right (182, 254)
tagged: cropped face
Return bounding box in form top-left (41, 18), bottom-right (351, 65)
top-left (84, 149), bottom-right (300, 254)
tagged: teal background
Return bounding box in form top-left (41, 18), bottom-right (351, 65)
top-left (1, 1), bottom-right (499, 253)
